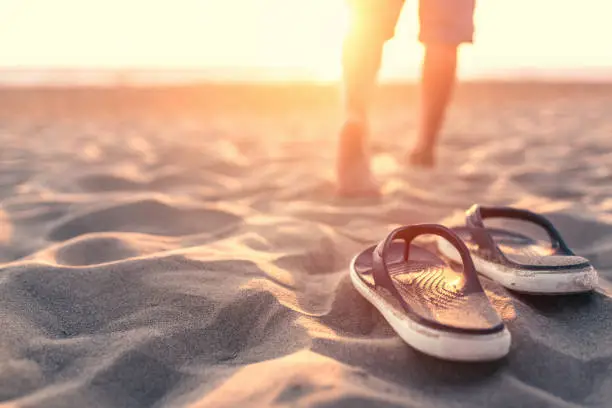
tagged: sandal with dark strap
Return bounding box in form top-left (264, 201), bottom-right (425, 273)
top-left (350, 224), bottom-right (511, 362)
top-left (436, 205), bottom-right (598, 294)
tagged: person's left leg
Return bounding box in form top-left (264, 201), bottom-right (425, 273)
top-left (336, 0), bottom-right (404, 196)
top-left (408, 0), bottom-right (476, 167)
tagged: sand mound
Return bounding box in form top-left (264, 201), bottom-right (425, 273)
top-left (47, 198), bottom-right (240, 242)
top-left (0, 83), bottom-right (611, 407)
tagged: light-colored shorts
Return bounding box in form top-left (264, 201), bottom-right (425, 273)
top-left (347, 0), bottom-right (476, 44)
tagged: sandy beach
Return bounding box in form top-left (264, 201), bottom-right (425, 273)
top-left (0, 82), bottom-right (611, 407)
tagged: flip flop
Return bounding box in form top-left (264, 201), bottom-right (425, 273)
top-left (436, 205), bottom-right (598, 294)
top-left (350, 224), bottom-right (511, 362)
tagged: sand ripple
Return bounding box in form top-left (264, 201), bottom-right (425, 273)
top-left (1, 84), bottom-right (612, 407)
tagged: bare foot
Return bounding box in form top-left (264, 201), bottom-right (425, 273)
top-left (407, 146), bottom-right (435, 168)
top-left (335, 121), bottom-right (380, 197)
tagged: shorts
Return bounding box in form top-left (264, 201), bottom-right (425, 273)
top-left (347, 0), bottom-right (476, 44)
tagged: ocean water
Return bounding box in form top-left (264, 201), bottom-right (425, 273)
top-left (1, 67), bottom-right (612, 87)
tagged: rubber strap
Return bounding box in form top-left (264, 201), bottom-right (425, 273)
top-left (371, 224), bottom-right (482, 310)
top-left (465, 204), bottom-right (574, 255)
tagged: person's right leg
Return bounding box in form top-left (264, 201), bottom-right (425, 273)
top-left (336, 0), bottom-right (404, 196)
top-left (408, 0), bottom-right (476, 167)
top-left (408, 44), bottom-right (459, 167)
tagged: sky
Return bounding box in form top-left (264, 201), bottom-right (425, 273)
top-left (0, 0), bottom-right (611, 81)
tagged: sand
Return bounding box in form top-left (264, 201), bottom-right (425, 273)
top-left (0, 82), bottom-right (611, 408)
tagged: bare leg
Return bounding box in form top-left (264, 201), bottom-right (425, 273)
top-left (335, 30), bottom-right (386, 196)
top-left (341, 28), bottom-right (385, 123)
top-left (409, 44), bottom-right (459, 167)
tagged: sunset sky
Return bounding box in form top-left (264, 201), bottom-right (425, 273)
top-left (0, 0), bottom-right (611, 80)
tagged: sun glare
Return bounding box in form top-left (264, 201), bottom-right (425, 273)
top-left (1, 0), bottom-right (612, 80)
top-left (200, 0), bottom-right (349, 79)
top-left (0, 0), bottom-right (350, 79)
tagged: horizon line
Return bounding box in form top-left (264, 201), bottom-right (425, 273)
top-left (1, 66), bottom-right (612, 87)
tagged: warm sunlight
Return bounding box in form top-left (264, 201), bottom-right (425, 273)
top-left (0, 0), bottom-right (611, 80)
top-left (0, 0), bottom-right (349, 79)
top-left (1, 3), bottom-right (612, 407)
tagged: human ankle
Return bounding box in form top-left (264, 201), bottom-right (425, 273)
top-left (412, 136), bottom-right (436, 152)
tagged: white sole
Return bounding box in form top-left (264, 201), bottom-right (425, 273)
top-left (436, 237), bottom-right (599, 294)
top-left (349, 256), bottom-right (511, 362)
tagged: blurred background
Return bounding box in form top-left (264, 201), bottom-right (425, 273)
top-left (1, 0), bottom-right (611, 85)
top-left (2, 3), bottom-right (612, 407)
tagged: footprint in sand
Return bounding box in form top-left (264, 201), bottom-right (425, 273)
top-left (48, 199), bottom-right (240, 242)
top-left (77, 171), bottom-right (214, 193)
top-left (77, 174), bottom-right (143, 192)
top-left (52, 234), bottom-right (174, 266)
